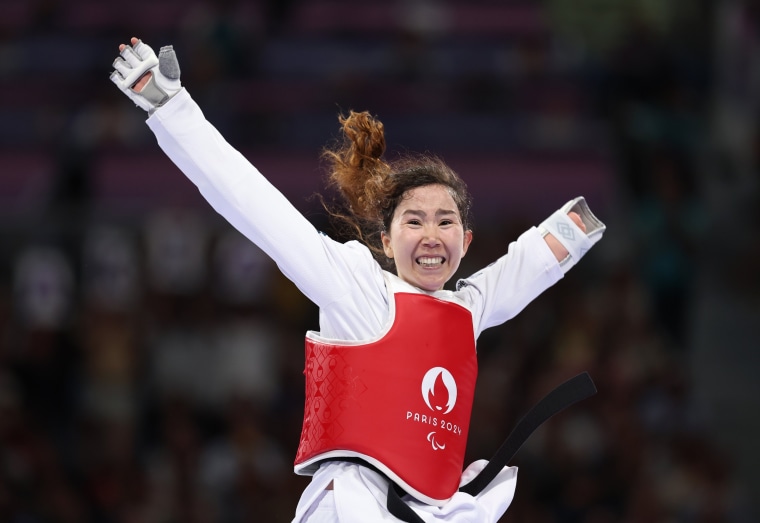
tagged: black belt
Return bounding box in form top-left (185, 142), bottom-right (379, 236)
top-left (386, 372), bottom-right (597, 522)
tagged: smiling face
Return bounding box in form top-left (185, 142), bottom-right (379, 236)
top-left (381, 184), bottom-right (473, 292)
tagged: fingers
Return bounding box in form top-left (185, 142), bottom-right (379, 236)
top-left (132, 40), bottom-right (156, 61)
top-left (112, 51), bottom-right (139, 82)
top-left (111, 37), bottom-right (158, 89)
top-left (117, 37), bottom-right (141, 53)
top-left (111, 57), bottom-right (130, 80)
top-left (116, 39), bottom-right (156, 69)
top-left (118, 37), bottom-right (138, 48)
top-left (568, 212), bottom-right (587, 233)
top-left (118, 44), bottom-right (143, 67)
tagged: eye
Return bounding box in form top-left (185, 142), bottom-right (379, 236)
top-left (407, 219), bottom-right (422, 226)
top-left (440, 219), bottom-right (453, 226)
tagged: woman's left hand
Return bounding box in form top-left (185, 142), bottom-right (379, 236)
top-left (544, 211), bottom-right (586, 263)
top-left (568, 211), bottom-right (586, 233)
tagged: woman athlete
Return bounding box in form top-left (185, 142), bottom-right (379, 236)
top-left (111, 38), bottom-right (605, 522)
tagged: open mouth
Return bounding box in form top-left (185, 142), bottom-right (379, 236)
top-left (416, 256), bottom-right (444, 268)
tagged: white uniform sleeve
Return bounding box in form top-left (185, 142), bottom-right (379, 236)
top-left (456, 226), bottom-right (564, 338)
top-left (145, 89), bottom-right (380, 312)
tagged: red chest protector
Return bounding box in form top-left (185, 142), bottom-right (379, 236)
top-left (294, 291), bottom-right (478, 505)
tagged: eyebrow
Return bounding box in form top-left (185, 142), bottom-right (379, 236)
top-left (400, 209), bottom-right (458, 218)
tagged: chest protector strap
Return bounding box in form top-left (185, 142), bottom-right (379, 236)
top-left (386, 371), bottom-right (597, 522)
top-left (294, 292), bottom-right (478, 505)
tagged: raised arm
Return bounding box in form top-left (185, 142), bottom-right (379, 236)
top-left (458, 197), bottom-right (605, 336)
top-left (110, 38), bottom-right (378, 308)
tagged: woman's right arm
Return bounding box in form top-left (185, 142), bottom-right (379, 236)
top-left (146, 89), bottom-right (365, 308)
top-left (110, 39), bottom-right (399, 340)
top-left (110, 38), bottom-right (369, 307)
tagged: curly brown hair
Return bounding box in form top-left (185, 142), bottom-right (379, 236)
top-left (322, 110), bottom-right (472, 265)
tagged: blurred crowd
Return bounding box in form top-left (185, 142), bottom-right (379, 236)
top-left (1, 1), bottom-right (759, 522)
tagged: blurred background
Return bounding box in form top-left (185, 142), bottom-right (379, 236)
top-left (1, 0), bottom-right (759, 521)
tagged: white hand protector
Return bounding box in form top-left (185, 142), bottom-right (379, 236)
top-left (110, 40), bottom-right (181, 113)
top-left (539, 196), bottom-right (605, 272)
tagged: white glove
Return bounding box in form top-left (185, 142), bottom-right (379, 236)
top-left (538, 196), bottom-right (605, 271)
top-left (110, 40), bottom-right (181, 113)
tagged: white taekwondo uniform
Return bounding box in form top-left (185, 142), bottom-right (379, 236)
top-left (145, 88), bottom-right (600, 522)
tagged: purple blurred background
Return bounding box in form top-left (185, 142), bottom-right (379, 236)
top-left (1, 1), bottom-right (759, 521)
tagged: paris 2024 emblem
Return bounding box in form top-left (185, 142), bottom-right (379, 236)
top-left (405, 367), bottom-right (464, 450)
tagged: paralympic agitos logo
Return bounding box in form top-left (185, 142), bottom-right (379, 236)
top-left (405, 367), bottom-right (464, 450)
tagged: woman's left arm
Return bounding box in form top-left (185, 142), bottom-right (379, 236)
top-left (457, 197), bottom-right (605, 336)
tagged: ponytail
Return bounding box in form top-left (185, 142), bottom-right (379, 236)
top-left (321, 110), bottom-right (472, 265)
top-left (322, 111), bottom-right (393, 260)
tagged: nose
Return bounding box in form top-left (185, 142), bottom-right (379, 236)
top-left (422, 226), bottom-right (441, 246)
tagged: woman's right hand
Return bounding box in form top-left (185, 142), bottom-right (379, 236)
top-left (118, 37), bottom-right (152, 92)
top-left (110, 37), bottom-right (182, 113)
